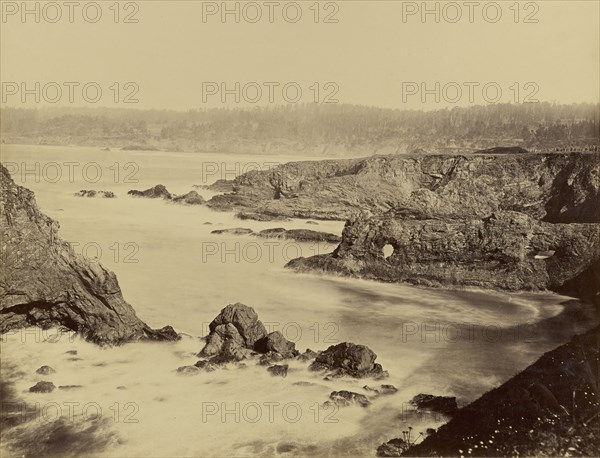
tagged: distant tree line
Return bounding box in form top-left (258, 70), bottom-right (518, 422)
top-left (1, 103), bottom-right (598, 154)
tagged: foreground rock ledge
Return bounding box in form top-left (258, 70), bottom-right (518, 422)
top-left (0, 165), bottom-right (179, 345)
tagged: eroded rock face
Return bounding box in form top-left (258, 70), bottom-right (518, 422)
top-left (309, 342), bottom-right (387, 378)
top-left (0, 165), bottom-right (179, 345)
top-left (288, 211), bottom-right (600, 300)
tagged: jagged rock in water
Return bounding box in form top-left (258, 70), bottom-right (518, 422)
top-left (410, 394), bottom-right (458, 416)
top-left (309, 342), bottom-right (387, 378)
top-left (128, 184), bottom-right (173, 199)
top-left (0, 164), bottom-right (180, 345)
top-left (326, 390), bottom-right (370, 408)
top-left (206, 303), bottom-right (267, 348)
top-left (176, 365), bottom-right (202, 376)
top-left (377, 438), bottom-right (409, 457)
top-left (288, 211), bottom-right (600, 301)
top-left (267, 364), bottom-right (289, 377)
top-left (35, 366), bottom-right (56, 375)
top-left (199, 323), bottom-right (245, 357)
top-left (402, 326), bottom-right (600, 457)
top-left (211, 228), bottom-right (254, 236)
top-left (254, 331), bottom-right (298, 357)
top-left (208, 339), bottom-right (253, 364)
top-left (173, 190), bottom-right (205, 205)
top-left (29, 381), bottom-right (56, 393)
top-left (255, 228), bottom-right (341, 244)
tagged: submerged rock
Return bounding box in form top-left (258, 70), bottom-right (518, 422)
top-left (128, 184), bottom-right (173, 199)
top-left (309, 342), bottom-right (387, 378)
top-left (177, 365), bottom-right (202, 376)
top-left (326, 390), bottom-right (370, 408)
top-left (364, 384), bottom-right (398, 396)
top-left (29, 381), bottom-right (56, 393)
top-left (35, 366), bottom-right (56, 375)
top-left (267, 364), bottom-right (289, 377)
top-left (211, 228), bottom-right (254, 236)
top-left (0, 165), bottom-right (179, 345)
top-left (235, 212), bottom-right (291, 222)
top-left (74, 190), bottom-right (116, 198)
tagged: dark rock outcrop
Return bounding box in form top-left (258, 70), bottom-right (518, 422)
top-left (210, 228), bottom-right (254, 236)
top-left (401, 326), bottom-right (600, 457)
top-left (0, 165), bottom-right (179, 344)
top-left (309, 342), bottom-right (387, 378)
top-left (172, 190), bottom-right (205, 205)
top-left (288, 211), bottom-right (600, 299)
top-left (364, 384), bottom-right (398, 396)
top-left (29, 381), bottom-right (56, 393)
top-left (128, 184), bottom-right (173, 199)
top-left (409, 394), bottom-right (458, 416)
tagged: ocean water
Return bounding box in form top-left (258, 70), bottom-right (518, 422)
top-left (1, 144), bottom-right (596, 457)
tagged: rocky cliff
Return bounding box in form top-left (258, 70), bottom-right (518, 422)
top-left (208, 152), bottom-right (600, 223)
top-left (397, 325), bottom-right (600, 457)
top-left (0, 164), bottom-right (178, 344)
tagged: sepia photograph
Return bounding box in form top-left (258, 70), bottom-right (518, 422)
top-left (0, 1), bottom-right (599, 456)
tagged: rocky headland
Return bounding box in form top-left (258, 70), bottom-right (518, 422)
top-left (0, 165), bottom-right (179, 344)
top-left (210, 227), bottom-right (341, 243)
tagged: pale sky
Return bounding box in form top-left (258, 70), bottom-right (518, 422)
top-left (1, 0), bottom-right (598, 110)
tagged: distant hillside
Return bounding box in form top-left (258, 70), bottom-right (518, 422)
top-left (1, 103), bottom-right (598, 156)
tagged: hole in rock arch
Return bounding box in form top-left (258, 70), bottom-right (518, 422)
top-left (382, 244), bottom-right (395, 259)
